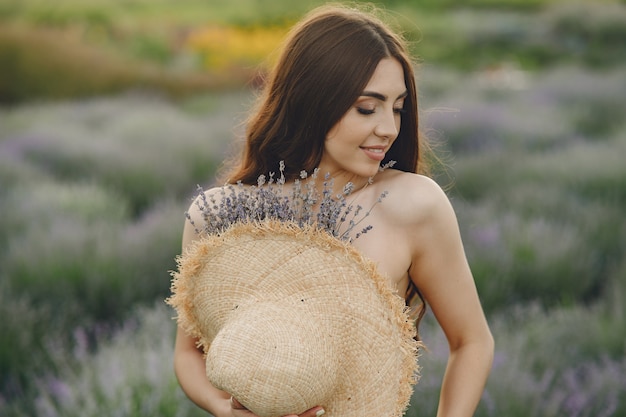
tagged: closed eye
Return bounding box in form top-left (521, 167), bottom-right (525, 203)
top-left (357, 107), bottom-right (375, 115)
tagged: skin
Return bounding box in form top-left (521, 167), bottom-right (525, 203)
top-left (174, 58), bottom-right (494, 417)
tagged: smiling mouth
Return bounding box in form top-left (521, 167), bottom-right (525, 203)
top-left (360, 147), bottom-right (386, 161)
top-left (360, 145), bottom-right (385, 152)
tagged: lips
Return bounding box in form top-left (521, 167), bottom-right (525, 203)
top-left (360, 146), bottom-right (386, 161)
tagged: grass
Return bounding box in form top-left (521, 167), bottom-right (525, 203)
top-left (2, 1), bottom-right (626, 102)
top-left (0, 23), bottom-right (248, 103)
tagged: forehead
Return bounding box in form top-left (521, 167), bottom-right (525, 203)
top-left (363, 58), bottom-right (406, 94)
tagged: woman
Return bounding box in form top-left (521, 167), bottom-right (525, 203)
top-left (174, 4), bottom-right (494, 417)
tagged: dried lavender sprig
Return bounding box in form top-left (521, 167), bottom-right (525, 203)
top-left (190, 162), bottom-right (393, 241)
top-left (337, 190), bottom-right (389, 241)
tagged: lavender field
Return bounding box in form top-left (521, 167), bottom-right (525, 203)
top-left (1, 1), bottom-right (625, 416)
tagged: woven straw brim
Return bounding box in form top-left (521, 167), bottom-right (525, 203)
top-left (167, 220), bottom-right (420, 417)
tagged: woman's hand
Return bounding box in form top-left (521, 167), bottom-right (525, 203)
top-left (230, 396), bottom-right (325, 417)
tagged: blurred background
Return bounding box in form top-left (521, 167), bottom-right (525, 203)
top-left (1, 0), bottom-right (625, 416)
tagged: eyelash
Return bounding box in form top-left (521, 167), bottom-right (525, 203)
top-left (357, 107), bottom-right (405, 115)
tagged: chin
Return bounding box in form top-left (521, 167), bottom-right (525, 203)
top-left (354, 164), bottom-right (381, 179)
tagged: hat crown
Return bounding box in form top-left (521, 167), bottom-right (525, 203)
top-left (207, 303), bottom-right (340, 417)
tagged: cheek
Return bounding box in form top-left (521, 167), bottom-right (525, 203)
top-left (325, 118), bottom-right (344, 141)
top-left (323, 135), bottom-right (342, 157)
top-left (326, 127), bottom-right (337, 142)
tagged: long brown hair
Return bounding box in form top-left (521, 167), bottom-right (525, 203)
top-left (221, 4), bottom-right (429, 184)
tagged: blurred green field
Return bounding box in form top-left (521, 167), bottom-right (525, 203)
top-left (1, 0), bottom-right (626, 416)
top-left (2, 0), bottom-right (626, 102)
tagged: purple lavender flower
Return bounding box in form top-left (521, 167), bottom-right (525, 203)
top-left (187, 161), bottom-right (392, 241)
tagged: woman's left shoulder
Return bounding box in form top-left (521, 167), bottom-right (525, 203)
top-left (378, 169), bottom-right (448, 204)
top-left (375, 169), bottom-right (454, 223)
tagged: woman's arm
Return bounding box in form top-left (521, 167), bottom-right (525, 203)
top-left (173, 201), bottom-right (234, 416)
top-left (174, 327), bottom-right (233, 416)
top-left (407, 177), bottom-right (494, 417)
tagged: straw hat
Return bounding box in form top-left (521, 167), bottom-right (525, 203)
top-left (167, 219), bottom-right (420, 417)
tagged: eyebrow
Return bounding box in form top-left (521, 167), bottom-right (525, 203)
top-left (360, 90), bottom-right (408, 101)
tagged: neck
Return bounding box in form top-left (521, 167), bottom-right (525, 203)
top-left (310, 169), bottom-right (373, 200)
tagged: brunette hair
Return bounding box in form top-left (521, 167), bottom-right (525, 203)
top-left (221, 4), bottom-right (429, 184)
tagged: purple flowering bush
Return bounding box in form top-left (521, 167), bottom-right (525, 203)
top-left (26, 303), bottom-right (207, 417)
top-left (0, 92), bottom-right (247, 406)
top-left (421, 62), bottom-right (626, 314)
top-left (0, 92), bottom-right (246, 214)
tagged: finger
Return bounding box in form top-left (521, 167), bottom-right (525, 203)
top-left (230, 396), bottom-right (248, 410)
top-left (297, 406), bottom-right (325, 417)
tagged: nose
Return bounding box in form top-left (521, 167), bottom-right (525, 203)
top-left (374, 109), bottom-right (400, 140)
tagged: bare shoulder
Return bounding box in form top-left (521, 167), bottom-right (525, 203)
top-left (374, 170), bottom-right (464, 262)
top-left (186, 186), bottom-right (225, 224)
top-left (182, 186), bottom-right (229, 249)
top-left (375, 169), bottom-right (453, 225)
